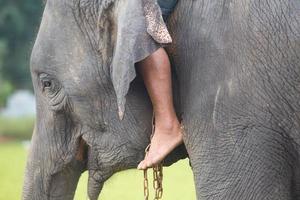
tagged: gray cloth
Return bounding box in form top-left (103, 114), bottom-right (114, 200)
top-left (158, 0), bottom-right (178, 20)
top-left (111, 0), bottom-right (172, 119)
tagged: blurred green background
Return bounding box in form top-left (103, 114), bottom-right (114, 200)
top-left (0, 143), bottom-right (196, 200)
top-left (0, 0), bottom-right (196, 199)
top-left (0, 0), bottom-right (43, 106)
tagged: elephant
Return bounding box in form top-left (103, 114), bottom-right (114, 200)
top-left (22, 0), bottom-right (300, 199)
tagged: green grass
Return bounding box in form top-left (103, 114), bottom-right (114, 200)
top-left (0, 142), bottom-right (196, 200)
top-left (0, 142), bottom-right (27, 200)
top-left (0, 117), bottom-right (35, 140)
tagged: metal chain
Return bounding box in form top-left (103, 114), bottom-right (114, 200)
top-left (144, 113), bottom-right (164, 200)
top-left (153, 164), bottom-right (163, 199)
top-left (144, 169), bottom-right (149, 200)
top-left (143, 118), bottom-right (184, 200)
top-left (143, 162), bottom-right (163, 200)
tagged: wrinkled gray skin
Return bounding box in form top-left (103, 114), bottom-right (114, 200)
top-left (23, 0), bottom-right (300, 199)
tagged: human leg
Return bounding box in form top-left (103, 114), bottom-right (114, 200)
top-left (136, 48), bottom-right (183, 170)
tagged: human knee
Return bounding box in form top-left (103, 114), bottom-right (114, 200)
top-left (153, 48), bottom-right (171, 73)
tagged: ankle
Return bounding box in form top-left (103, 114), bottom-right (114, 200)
top-left (155, 115), bottom-right (180, 131)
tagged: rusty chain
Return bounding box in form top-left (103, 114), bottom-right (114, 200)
top-left (143, 113), bottom-right (164, 200)
top-left (143, 116), bottom-right (185, 199)
top-left (153, 164), bottom-right (163, 199)
top-left (143, 159), bottom-right (163, 200)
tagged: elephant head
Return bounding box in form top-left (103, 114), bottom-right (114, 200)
top-left (22, 0), bottom-right (186, 199)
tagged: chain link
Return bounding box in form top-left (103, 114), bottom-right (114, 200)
top-left (144, 163), bottom-right (163, 200)
top-left (143, 119), bottom-right (185, 200)
top-left (143, 114), bottom-right (165, 200)
top-left (143, 140), bottom-right (163, 200)
top-left (144, 169), bottom-right (149, 200)
top-left (153, 165), bottom-right (163, 199)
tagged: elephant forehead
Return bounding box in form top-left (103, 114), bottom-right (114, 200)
top-left (31, 2), bottom-right (110, 90)
top-left (31, 1), bottom-right (89, 72)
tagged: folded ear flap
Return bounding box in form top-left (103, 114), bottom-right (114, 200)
top-left (111, 0), bottom-right (172, 120)
top-left (143, 0), bottom-right (173, 43)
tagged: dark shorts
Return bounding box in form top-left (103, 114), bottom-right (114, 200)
top-left (157, 0), bottom-right (178, 20)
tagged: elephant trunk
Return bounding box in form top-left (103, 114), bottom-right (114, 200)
top-left (22, 161), bottom-right (82, 200)
top-left (22, 128), bottom-right (86, 200)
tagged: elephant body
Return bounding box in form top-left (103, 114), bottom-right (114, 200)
top-left (169, 0), bottom-right (300, 199)
top-left (23, 0), bottom-right (300, 199)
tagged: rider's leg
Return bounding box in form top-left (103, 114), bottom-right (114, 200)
top-left (136, 47), bottom-right (183, 170)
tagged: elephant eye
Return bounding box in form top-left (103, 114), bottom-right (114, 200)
top-left (38, 73), bottom-right (57, 92)
top-left (43, 80), bottom-right (52, 88)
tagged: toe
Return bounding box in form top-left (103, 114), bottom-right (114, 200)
top-left (145, 158), bottom-right (155, 168)
top-left (137, 160), bottom-right (144, 170)
top-left (137, 160), bottom-right (148, 170)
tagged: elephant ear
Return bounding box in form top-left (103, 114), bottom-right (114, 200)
top-left (143, 0), bottom-right (173, 43)
top-left (111, 0), bottom-right (172, 119)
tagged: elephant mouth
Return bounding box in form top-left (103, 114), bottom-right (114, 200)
top-left (74, 136), bottom-right (106, 200)
top-left (75, 137), bottom-right (89, 163)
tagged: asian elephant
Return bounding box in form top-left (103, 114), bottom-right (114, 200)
top-left (23, 0), bottom-right (300, 199)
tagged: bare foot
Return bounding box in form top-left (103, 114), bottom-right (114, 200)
top-left (137, 119), bottom-right (183, 170)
